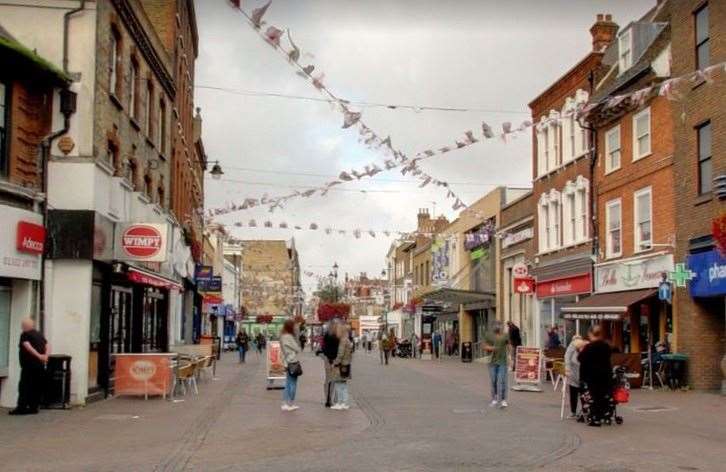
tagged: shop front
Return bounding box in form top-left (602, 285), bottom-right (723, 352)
top-left (686, 247), bottom-right (726, 393)
top-left (535, 272), bottom-right (591, 349)
top-left (562, 253), bottom-right (674, 355)
top-left (0, 206), bottom-right (44, 408)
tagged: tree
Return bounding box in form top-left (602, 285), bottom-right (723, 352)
top-left (314, 284), bottom-right (344, 303)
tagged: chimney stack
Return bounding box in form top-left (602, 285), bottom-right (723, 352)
top-left (590, 13), bottom-right (619, 52)
top-left (417, 208), bottom-right (431, 232)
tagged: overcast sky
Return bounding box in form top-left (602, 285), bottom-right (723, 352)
top-left (195, 0), bottom-right (654, 294)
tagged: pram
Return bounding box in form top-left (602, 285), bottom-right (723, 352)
top-left (578, 365), bottom-right (629, 426)
top-left (396, 340), bottom-right (412, 358)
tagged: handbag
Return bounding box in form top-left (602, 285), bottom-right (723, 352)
top-left (287, 361), bottom-right (303, 377)
top-left (613, 386), bottom-right (630, 404)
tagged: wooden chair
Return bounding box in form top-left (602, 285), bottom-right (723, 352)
top-left (550, 359), bottom-right (566, 391)
top-left (175, 363), bottom-right (198, 396)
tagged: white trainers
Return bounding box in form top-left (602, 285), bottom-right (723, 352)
top-left (288, 405), bottom-right (300, 411)
top-left (330, 404), bottom-right (343, 410)
top-left (340, 404), bottom-right (350, 410)
top-left (281, 404), bottom-right (291, 411)
top-left (499, 400), bottom-right (509, 408)
top-left (489, 400), bottom-right (499, 407)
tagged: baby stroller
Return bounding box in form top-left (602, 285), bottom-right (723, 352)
top-left (579, 365), bottom-right (628, 426)
top-left (396, 340), bottom-right (412, 358)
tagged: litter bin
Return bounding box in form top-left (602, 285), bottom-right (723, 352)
top-left (461, 342), bottom-right (473, 363)
top-left (43, 355), bottom-right (71, 409)
top-left (662, 353), bottom-right (688, 390)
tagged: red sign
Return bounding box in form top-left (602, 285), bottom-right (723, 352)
top-left (203, 293), bottom-right (223, 304)
top-left (16, 221), bottom-right (45, 255)
top-left (122, 225), bottom-right (162, 258)
top-left (514, 277), bottom-right (535, 294)
top-left (536, 273), bottom-right (591, 298)
top-left (128, 268), bottom-right (181, 290)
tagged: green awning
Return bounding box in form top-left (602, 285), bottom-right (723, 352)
top-left (0, 25), bottom-right (71, 85)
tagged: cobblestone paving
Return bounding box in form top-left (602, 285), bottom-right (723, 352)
top-left (0, 351), bottom-right (724, 471)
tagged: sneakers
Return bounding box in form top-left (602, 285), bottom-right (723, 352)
top-left (281, 404), bottom-right (300, 411)
top-left (499, 400), bottom-right (508, 408)
top-left (489, 400), bottom-right (499, 408)
top-left (330, 403), bottom-right (344, 410)
top-left (281, 404), bottom-right (290, 411)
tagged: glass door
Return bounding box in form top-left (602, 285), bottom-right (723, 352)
top-left (108, 286), bottom-right (133, 385)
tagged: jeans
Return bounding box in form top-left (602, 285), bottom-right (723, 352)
top-left (488, 363), bottom-right (508, 402)
top-left (238, 346), bottom-right (246, 363)
top-left (334, 381), bottom-right (349, 406)
top-left (283, 372), bottom-right (298, 405)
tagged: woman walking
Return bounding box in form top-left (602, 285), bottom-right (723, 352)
top-left (483, 322), bottom-right (510, 408)
top-left (564, 335), bottom-right (587, 418)
top-left (331, 324), bottom-right (353, 410)
top-left (236, 329), bottom-right (249, 364)
top-left (280, 320), bottom-right (302, 411)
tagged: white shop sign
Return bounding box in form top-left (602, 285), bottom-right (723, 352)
top-left (0, 206), bottom-right (43, 280)
top-left (595, 253), bottom-right (674, 293)
top-left (502, 227), bottom-right (533, 249)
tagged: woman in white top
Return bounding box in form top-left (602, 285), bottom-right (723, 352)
top-left (280, 319), bottom-right (302, 411)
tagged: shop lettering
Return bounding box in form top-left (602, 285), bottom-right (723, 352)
top-left (708, 263), bottom-right (726, 283)
top-left (121, 225), bottom-right (163, 258)
top-left (595, 255), bottom-right (674, 293)
top-left (20, 236), bottom-right (43, 253)
top-left (130, 360), bottom-right (157, 381)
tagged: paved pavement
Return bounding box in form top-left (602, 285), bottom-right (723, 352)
top-left (0, 349), bottom-right (724, 471)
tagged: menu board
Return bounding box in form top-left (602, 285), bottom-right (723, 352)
top-left (514, 347), bottom-right (542, 384)
top-left (266, 341), bottom-right (287, 380)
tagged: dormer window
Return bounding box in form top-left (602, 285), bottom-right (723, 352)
top-left (618, 28), bottom-right (632, 72)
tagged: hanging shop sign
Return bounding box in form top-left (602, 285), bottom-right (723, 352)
top-left (114, 223), bottom-right (169, 262)
top-left (536, 273), bottom-right (591, 298)
top-left (514, 277), bottom-right (535, 294)
top-left (512, 262), bottom-right (529, 278)
top-left (199, 275), bottom-right (223, 293)
top-left (0, 206), bottom-right (43, 280)
top-left (502, 227), bottom-right (533, 249)
top-left (595, 254), bottom-right (674, 293)
top-left (687, 249), bottom-right (726, 298)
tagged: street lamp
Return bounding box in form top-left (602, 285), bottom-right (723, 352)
top-left (209, 161), bottom-right (224, 180)
top-left (331, 262), bottom-right (339, 302)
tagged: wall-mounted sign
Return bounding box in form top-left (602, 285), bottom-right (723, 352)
top-left (512, 262), bottom-right (529, 278)
top-left (199, 275), bottom-right (222, 293)
top-left (114, 223), bottom-right (168, 262)
top-left (687, 249), bottom-right (726, 297)
top-left (514, 277), bottom-right (535, 294)
top-left (0, 207), bottom-right (43, 280)
top-left (16, 221), bottom-right (45, 255)
top-left (536, 273), bottom-right (591, 298)
top-left (502, 227), bottom-right (533, 249)
top-left (595, 254), bottom-right (674, 293)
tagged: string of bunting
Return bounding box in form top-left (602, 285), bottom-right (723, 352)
top-left (208, 1), bottom-right (726, 218)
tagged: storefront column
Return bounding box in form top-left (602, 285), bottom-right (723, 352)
top-left (630, 312), bottom-right (641, 353)
top-left (458, 304), bottom-right (471, 343)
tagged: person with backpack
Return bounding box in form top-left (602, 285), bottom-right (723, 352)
top-left (280, 320), bottom-right (302, 411)
top-left (331, 324), bottom-right (353, 410)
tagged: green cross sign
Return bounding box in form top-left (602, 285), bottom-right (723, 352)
top-left (668, 263), bottom-right (696, 287)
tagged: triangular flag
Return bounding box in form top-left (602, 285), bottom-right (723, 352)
top-left (286, 29), bottom-right (300, 62)
top-left (264, 26), bottom-right (283, 47)
top-left (251, 1), bottom-right (271, 29)
top-left (465, 130), bottom-right (478, 144)
top-left (482, 122), bottom-right (494, 139)
top-left (342, 110), bottom-right (361, 129)
top-left (339, 171), bottom-right (353, 181)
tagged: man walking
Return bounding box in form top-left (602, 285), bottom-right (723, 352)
top-left (10, 319), bottom-right (48, 415)
top-left (236, 329), bottom-right (249, 363)
top-left (507, 321), bottom-right (522, 371)
top-left (318, 322), bottom-right (339, 408)
top-left (484, 322), bottom-right (509, 408)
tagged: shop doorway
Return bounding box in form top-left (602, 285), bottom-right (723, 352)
top-left (140, 288), bottom-right (167, 353)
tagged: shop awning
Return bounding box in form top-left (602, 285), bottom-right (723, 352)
top-left (561, 288), bottom-right (657, 320)
top-left (128, 267), bottom-right (183, 290)
top-left (423, 288), bottom-right (495, 310)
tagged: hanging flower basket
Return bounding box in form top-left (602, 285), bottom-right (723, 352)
top-left (256, 314), bottom-right (274, 324)
top-left (317, 303), bottom-right (351, 322)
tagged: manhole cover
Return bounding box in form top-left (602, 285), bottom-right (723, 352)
top-left (630, 405), bottom-right (677, 412)
top-left (94, 414), bottom-right (140, 421)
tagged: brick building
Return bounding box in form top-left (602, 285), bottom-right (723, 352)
top-left (498, 192), bottom-right (535, 346)
top-left (529, 14), bottom-right (616, 348)
top-left (0, 25), bottom-right (70, 408)
top-left (669, 0), bottom-right (726, 391)
top-left (564, 5), bottom-right (676, 359)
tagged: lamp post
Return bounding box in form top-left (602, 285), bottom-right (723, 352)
top-left (381, 268), bottom-right (388, 331)
top-left (331, 262), bottom-right (339, 302)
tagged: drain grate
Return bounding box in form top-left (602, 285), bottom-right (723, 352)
top-left (94, 414), bottom-right (140, 421)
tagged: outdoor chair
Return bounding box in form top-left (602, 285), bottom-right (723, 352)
top-left (175, 363), bottom-right (198, 396)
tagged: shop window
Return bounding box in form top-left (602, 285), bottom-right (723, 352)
top-left (633, 107), bottom-right (651, 160)
top-left (605, 124), bottom-right (621, 173)
top-left (109, 26), bottom-right (122, 99)
top-left (697, 121), bottom-right (712, 194)
top-left (0, 80), bottom-right (7, 177)
top-left (634, 187), bottom-right (652, 252)
top-left (606, 199), bottom-right (622, 258)
top-left (695, 4), bottom-right (710, 70)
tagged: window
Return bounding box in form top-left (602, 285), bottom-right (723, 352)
top-left (634, 187), bottom-right (652, 252)
top-left (618, 29), bottom-right (632, 72)
top-left (129, 59), bottom-right (139, 120)
top-left (579, 188), bottom-right (588, 240)
top-left (159, 99), bottom-right (167, 154)
top-left (695, 4), bottom-right (710, 69)
top-left (0, 81), bottom-right (7, 176)
top-left (567, 192), bottom-right (576, 244)
top-left (107, 139), bottom-right (119, 170)
top-left (567, 114), bottom-right (576, 162)
top-left (109, 28), bottom-right (122, 98)
top-left (543, 129), bottom-right (550, 174)
top-left (606, 199), bottom-right (622, 258)
top-left (697, 121), bottom-right (712, 194)
top-left (633, 107), bottom-right (651, 159)
top-left (550, 197), bottom-right (561, 248)
top-left (146, 82), bottom-right (154, 141)
top-left (605, 125), bottom-right (621, 173)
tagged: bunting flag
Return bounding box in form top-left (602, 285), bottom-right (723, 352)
top-left (250, 1), bottom-right (271, 29)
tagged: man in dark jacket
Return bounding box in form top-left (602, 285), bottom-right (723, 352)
top-left (507, 321), bottom-right (522, 371)
top-left (578, 326), bottom-right (612, 427)
top-left (317, 322), bottom-right (340, 408)
top-left (10, 319), bottom-right (48, 415)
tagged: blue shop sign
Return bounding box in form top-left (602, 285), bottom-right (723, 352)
top-left (687, 249), bottom-right (726, 297)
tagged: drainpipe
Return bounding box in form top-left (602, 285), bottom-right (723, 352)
top-left (63, 0), bottom-right (86, 73)
top-left (585, 71), bottom-right (599, 292)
